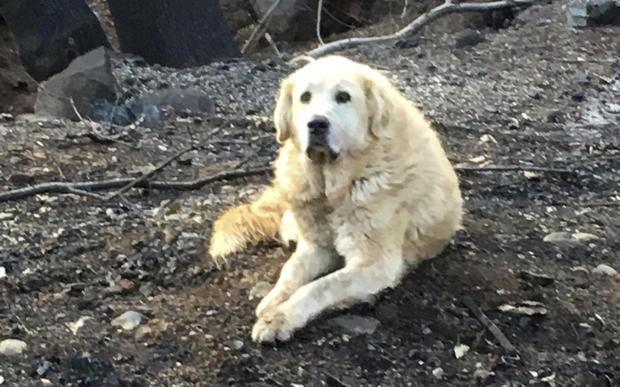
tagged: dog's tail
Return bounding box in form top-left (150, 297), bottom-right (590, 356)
top-left (208, 186), bottom-right (293, 267)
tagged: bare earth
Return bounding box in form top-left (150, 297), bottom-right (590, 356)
top-left (0, 2), bottom-right (618, 386)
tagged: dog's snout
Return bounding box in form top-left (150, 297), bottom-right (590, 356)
top-left (307, 115), bottom-right (329, 136)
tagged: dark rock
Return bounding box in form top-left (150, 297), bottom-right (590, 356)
top-left (34, 47), bottom-right (118, 121)
top-left (567, 0), bottom-right (620, 27)
top-left (141, 87), bottom-right (215, 115)
top-left (572, 89), bottom-right (585, 101)
top-left (547, 110), bottom-right (565, 123)
top-left (0, 0), bottom-right (110, 82)
top-left (395, 36), bottom-right (421, 49)
top-left (455, 29), bottom-right (485, 48)
top-left (107, 0), bottom-right (240, 68)
top-left (64, 353), bottom-right (122, 387)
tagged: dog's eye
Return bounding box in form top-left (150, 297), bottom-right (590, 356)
top-left (300, 91), bottom-right (311, 103)
top-left (335, 91), bottom-right (351, 104)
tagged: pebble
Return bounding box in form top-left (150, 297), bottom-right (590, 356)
top-left (249, 281), bottom-right (273, 300)
top-left (454, 344), bottom-right (470, 359)
top-left (0, 266), bottom-right (5, 279)
top-left (543, 231), bottom-right (598, 245)
top-left (232, 340), bottom-right (244, 350)
top-left (111, 311), bottom-right (145, 331)
top-left (327, 314), bottom-right (380, 336)
top-left (0, 339), bottom-right (27, 356)
top-left (0, 375), bottom-right (4, 384)
top-left (592, 264), bottom-right (618, 277)
top-left (432, 367), bottom-right (444, 379)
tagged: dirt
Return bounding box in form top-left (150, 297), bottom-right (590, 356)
top-left (1, 1), bottom-right (619, 386)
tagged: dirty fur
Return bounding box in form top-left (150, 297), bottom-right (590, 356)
top-left (208, 56), bottom-right (463, 343)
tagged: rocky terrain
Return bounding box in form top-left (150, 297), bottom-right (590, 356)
top-left (0, 1), bottom-right (619, 386)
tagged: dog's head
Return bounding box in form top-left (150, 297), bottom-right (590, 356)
top-left (274, 56), bottom-right (392, 164)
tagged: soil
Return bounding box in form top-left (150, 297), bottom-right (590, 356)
top-left (1, 2), bottom-right (619, 386)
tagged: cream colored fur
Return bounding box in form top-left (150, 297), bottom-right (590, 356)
top-left (208, 56), bottom-right (463, 343)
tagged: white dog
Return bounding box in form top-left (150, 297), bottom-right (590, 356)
top-left (209, 55), bottom-right (463, 343)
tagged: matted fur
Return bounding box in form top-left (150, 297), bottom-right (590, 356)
top-left (208, 56), bottom-right (463, 343)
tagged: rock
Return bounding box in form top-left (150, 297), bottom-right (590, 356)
top-left (454, 344), bottom-right (470, 359)
top-left (232, 340), bottom-right (244, 350)
top-left (327, 314), bottom-right (380, 336)
top-left (592, 264), bottom-right (618, 276)
top-left (519, 270), bottom-right (554, 287)
top-left (35, 47), bottom-right (118, 121)
top-left (107, 0), bottom-right (240, 68)
top-left (1, 0), bottom-right (110, 81)
top-left (572, 89), bottom-right (585, 101)
top-left (37, 360), bottom-right (53, 376)
top-left (64, 352), bottom-right (122, 387)
top-left (66, 316), bottom-right (92, 335)
top-left (473, 369), bottom-right (495, 380)
top-left (0, 267), bottom-right (5, 279)
top-left (567, 0), bottom-right (620, 27)
top-left (432, 367), bottom-right (445, 379)
top-left (111, 311), bottom-right (145, 331)
top-left (544, 231), bottom-right (598, 245)
top-left (0, 339), bottom-right (27, 356)
top-left (104, 279), bottom-right (135, 296)
top-left (134, 326), bottom-right (152, 341)
top-left (249, 281), bottom-right (273, 300)
top-left (455, 29), bottom-right (485, 48)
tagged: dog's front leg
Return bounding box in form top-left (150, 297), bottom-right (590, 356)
top-left (252, 212), bottom-right (407, 343)
top-left (255, 201), bottom-right (337, 317)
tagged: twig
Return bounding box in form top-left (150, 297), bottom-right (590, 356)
top-left (455, 165), bottom-right (572, 173)
top-left (0, 167), bottom-right (272, 202)
top-left (69, 98), bottom-right (85, 121)
top-left (316, 0), bottom-right (325, 45)
top-left (401, 0), bottom-right (409, 19)
top-left (264, 32), bottom-right (283, 58)
top-left (298, 0), bottom-right (533, 59)
top-left (106, 146), bottom-right (195, 200)
top-left (242, 0), bottom-right (282, 54)
top-left (462, 295), bottom-right (517, 354)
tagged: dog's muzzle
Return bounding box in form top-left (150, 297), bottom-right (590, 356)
top-left (306, 115), bottom-right (338, 163)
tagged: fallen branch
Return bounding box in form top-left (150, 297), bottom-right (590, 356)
top-left (300, 0), bottom-right (533, 59)
top-left (0, 167), bottom-right (272, 203)
top-left (455, 165), bottom-right (572, 173)
top-left (242, 0), bottom-right (282, 54)
top-left (462, 295), bottom-right (517, 354)
top-left (106, 146), bottom-right (194, 200)
top-left (316, 0), bottom-right (325, 45)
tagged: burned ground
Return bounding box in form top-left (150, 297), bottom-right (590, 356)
top-left (0, 2), bottom-right (619, 386)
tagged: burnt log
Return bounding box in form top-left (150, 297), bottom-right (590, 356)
top-left (107, 0), bottom-right (241, 68)
top-left (0, 0), bottom-right (109, 82)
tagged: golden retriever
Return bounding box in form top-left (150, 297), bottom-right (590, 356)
top-left (208, 55), bottom-right (463, 343)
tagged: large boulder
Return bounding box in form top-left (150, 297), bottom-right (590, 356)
top-left (0, 0), bottom-right (110, 82)
top-left (35, 47), bottom-right (117, 121)
top-left (567, 0), bottom-right (620, 27)
top-left (107, 0), bottom-right (240, 68)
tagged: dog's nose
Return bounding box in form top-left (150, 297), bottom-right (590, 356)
top-left (307, 115), bottom-right (329, 137)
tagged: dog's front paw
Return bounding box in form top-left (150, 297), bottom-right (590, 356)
top-left (252, 308), bottom-right (295, 343)
top-left (255, 289), bottom-right (289, 318)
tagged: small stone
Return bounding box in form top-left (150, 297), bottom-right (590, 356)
top-left (0, 267), bottom-right (6, 279)
top-left (111, 311), bottom-right (145, 331)
top-left (135, 326), bottom-right (152, 341)
top-left (66, 316), bottom-right (92, 335)
top-left (455, 29), bottom-right (485, 48)
top-left (592, 264), bottom-right (618, 276)
top-left (232, 340), bottom-right (244, 350)
top-left (499, 301), bottom-right (547, 316)
top-left (543, 231), bottom-right (573, 243)
top-left (519, 270), bottom-right (554, 287)
top-left (249, 281), bottom-right (273, 300)
top-left (572, 90), bottom-right (585, 101)
top-left (104, 279), bottom-right (135, 296)
top-left (454, 344), bottom-right (470, 359)
top-left (432, 367), bottom-right (444, 379)
top-left (327, 314), bottom-right (380, 336)
top-left (0, 375), bottom-right (4, 384)
top-left (473, 369), bottom-right (495, 380)
top-left (0, 339), bottom-right (27, 356)
top-left (37, 360), bottom-right (53, 376)
top-left (572, 232), bottom-right (598, 242)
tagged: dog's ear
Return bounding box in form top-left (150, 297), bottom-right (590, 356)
top-left (364, 74), bottom-right (392, 137)
top-left (274, 77), bottom-right (294, 143)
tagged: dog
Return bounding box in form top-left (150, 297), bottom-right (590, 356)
top-left (208, 55), bottom-right (463, 343)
